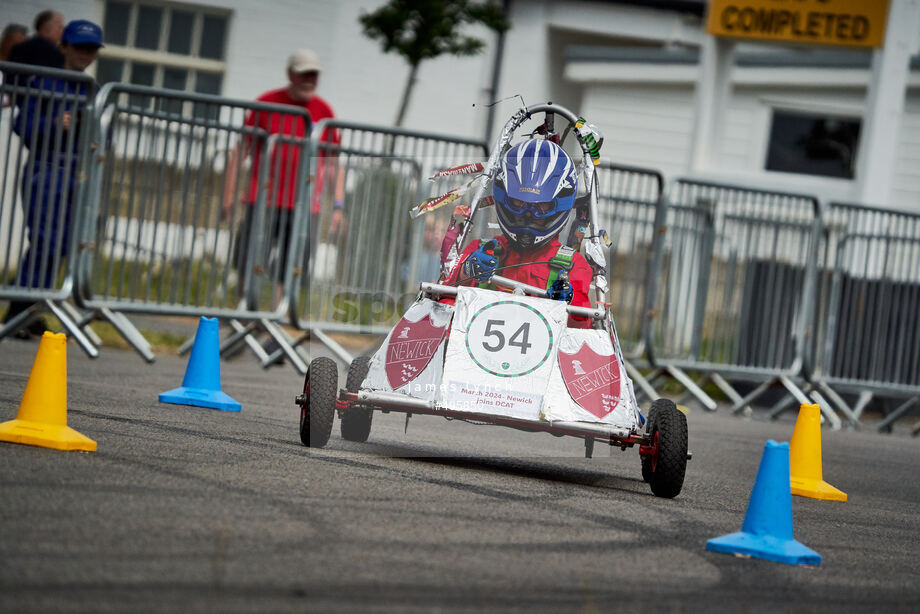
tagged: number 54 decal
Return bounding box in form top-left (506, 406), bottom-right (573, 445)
top-left (482, 320), bottom-right (533, 354)
top-left (465, 302), bottom-right (553, 377)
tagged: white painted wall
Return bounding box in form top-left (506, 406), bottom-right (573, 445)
top-left (579, 83), bottom-right (694, 178)
top-left (578, 70), bottom-right (920, 212)
top-left (893, 96), bottom-right (920, 209)
top-left (1, 0), bottom-right (499, 139)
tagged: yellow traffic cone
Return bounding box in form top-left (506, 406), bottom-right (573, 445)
top-left (789, 403), bottom-right (845, 501)
top-left (0, 332), bottom-right (96, 451)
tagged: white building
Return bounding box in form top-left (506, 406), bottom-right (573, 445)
top-left (4, 0), bottom-right (918, 211)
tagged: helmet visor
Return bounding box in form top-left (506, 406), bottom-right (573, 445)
top-left (506, 197), bottom-right (557, 219)
top-left (502, 204), bottom-right (565, 231)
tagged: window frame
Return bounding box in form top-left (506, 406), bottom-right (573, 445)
top-left (759, 98), bottom-right (864, 182)
top-left (95, 0), bottom-right (230, 95)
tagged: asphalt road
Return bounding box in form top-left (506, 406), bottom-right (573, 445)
top-left (1, 336), bottom-right (919, 613)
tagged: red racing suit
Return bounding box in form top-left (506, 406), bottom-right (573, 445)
top-left (442, 235), bottom-right (593, 328)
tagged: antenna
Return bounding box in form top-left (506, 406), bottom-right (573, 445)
top-left (473, 94), bottom-right (526, 109)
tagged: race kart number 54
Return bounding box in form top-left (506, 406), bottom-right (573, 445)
top-left (465, 301), bottom-right (553, 377)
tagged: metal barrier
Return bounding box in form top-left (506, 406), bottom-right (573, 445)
top-left (645, 178), bottom-right (832, 422)
top-left (594, 162), bottom-right (663, 355)
top-left (76, 83), bottom-right (313, 365)
top-left (813, 202), bottom-right (920, 431)
top-left (277, 120), bottom-right (489, 368)
top-left (0, 62), bottom-right (100, 355)
top-left (593, 161), bottom-right (666, 401)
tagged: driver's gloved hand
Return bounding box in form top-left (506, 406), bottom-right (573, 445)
top-left (461, 241), bottom-right (497, 282)
top-left (549, 277), bottom-right (574, 303)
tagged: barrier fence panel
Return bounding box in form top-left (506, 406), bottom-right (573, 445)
top-left (593, 162), bottom-right (664, 360)
top-left (814, 202), bottom-right (920, 431)
top-left (285, 120), bottom-right (488, 367)
top-left (646, 178), bottom-right (827, 419)
top-left (591, 162), bottom-right (666, 402)
top-left (0, 62), bottom-right (99, 355)
top-left (76, 83), bottom-right (312, 363)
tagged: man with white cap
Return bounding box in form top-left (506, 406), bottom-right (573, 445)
top-left (222, 49), bottom-right (344, 360)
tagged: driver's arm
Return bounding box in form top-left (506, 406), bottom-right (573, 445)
top-left (442, 240), bottom-right (481, 287)
top-left (438, 240), bottom-right (483, 307)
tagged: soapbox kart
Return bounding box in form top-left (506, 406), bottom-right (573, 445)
top-left (295, 103), bottom-right (689, 498)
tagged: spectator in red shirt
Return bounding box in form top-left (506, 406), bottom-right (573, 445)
top-left (223, 48), bottom-right (344, 292)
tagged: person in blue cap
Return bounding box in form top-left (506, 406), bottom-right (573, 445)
top-left (2, 20), bottom-right (103, 337)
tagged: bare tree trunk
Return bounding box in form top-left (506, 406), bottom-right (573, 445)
top-left (394, 62), bottom-right (419, 128)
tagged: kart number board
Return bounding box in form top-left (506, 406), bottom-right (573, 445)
top-left (464, 301), bottom-right (553, 377)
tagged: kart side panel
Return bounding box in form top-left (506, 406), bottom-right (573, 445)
top-left (543, 329), bottom-right (641, 431)
top-left (362, 298), bottom-right (453, 402)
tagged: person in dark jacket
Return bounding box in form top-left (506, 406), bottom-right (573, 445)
top-left (8, 10), bottom-right (64, 69)
top-left (2, 20), bottom-right (101, 337)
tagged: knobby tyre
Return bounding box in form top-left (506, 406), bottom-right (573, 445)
top-left (645, 398), bottom-right (688, 498)
top-left (299, 357), bottom-right (337, 448)
top-left (340, 355), bottom-right (373, 442)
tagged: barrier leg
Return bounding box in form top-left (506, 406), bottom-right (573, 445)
top-left (765, 375), bottom-right (812, 421)
top-left (259, 318), bottom-right (308, 374)
top-left (645, 367), bottom-right (666, 387)
top-left (265, 329), bottom-right (311, 366)
top-left (767, 394), bottom-right (797, 419)
top-left (99, 308), bottom-right (155, 363)
top-left (852, 390), bottom-right (874, 420)
top-left (625, 359), bottom-right (658, 402)
top-left (217, 319), bottom-right (264, 360)
top-left (710, 372), bottom-right (753, 414)
top-left (768, 390), bottom-right (838, 427)
top-left (177, 334), bottom-right (195, 356)
top-left (60, 302), bottom-right (103, 347)
top-left (44, 299), bottom-right (99, 358)
top-left (912, 421), bottom-right (920, 437)
top-left (875, 394), bottom-right (920, 433)
top-left (814, 382), bottom-right (862, 429)
top-left (312, 328), bottom-right (354, 366)
top-left (665, 365), bottom-right (718, 411)
top-left (807, 390), bottom-right (841, 430)
top-left (730, 378), bottom-right (775, 415)
top-left (765, 376), bottom-right (841, 428)
top-left (0, 302), bottom-right (41, 341)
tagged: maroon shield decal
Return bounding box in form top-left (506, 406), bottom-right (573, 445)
top-left (385, 315), bottom-right (448, 389)
top-left (558, 343), bottom-right (621, 419)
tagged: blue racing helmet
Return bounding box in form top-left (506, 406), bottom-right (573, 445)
top-left (493, 140), bottom-right (577, 249)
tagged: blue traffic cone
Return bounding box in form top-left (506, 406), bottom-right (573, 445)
top-left (706, 440), bottom-right (821, 566)
top-left (159, 317), bottom-right (241, 412)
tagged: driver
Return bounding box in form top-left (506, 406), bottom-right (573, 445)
top-left (443, 139), bottom-right (593, 327)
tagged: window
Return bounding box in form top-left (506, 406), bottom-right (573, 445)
top-left (97, 0), bottom-right (229, 100)
top-left (765, 110), bottom-right (861, 179)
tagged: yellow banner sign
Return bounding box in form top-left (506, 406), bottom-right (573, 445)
top-left (707, 0), bottom-right (889, 48)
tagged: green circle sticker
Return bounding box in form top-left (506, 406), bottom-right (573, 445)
top-left (464, 301), bottom-right (554, 377)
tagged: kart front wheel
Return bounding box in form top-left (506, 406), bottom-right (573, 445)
top-left (641, 398), bottom-right (688, 498)
top-left (299, 357), bottom-right (337, 448)
top-left (340, 355), bottom-right (373, 443)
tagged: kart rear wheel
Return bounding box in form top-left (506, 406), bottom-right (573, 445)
top-left (340, 355), bottom-right (373, 443)
top-left (299, 357), bottom-right (337, 448)
top-left (642, 399), bottom-right (688, 498)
